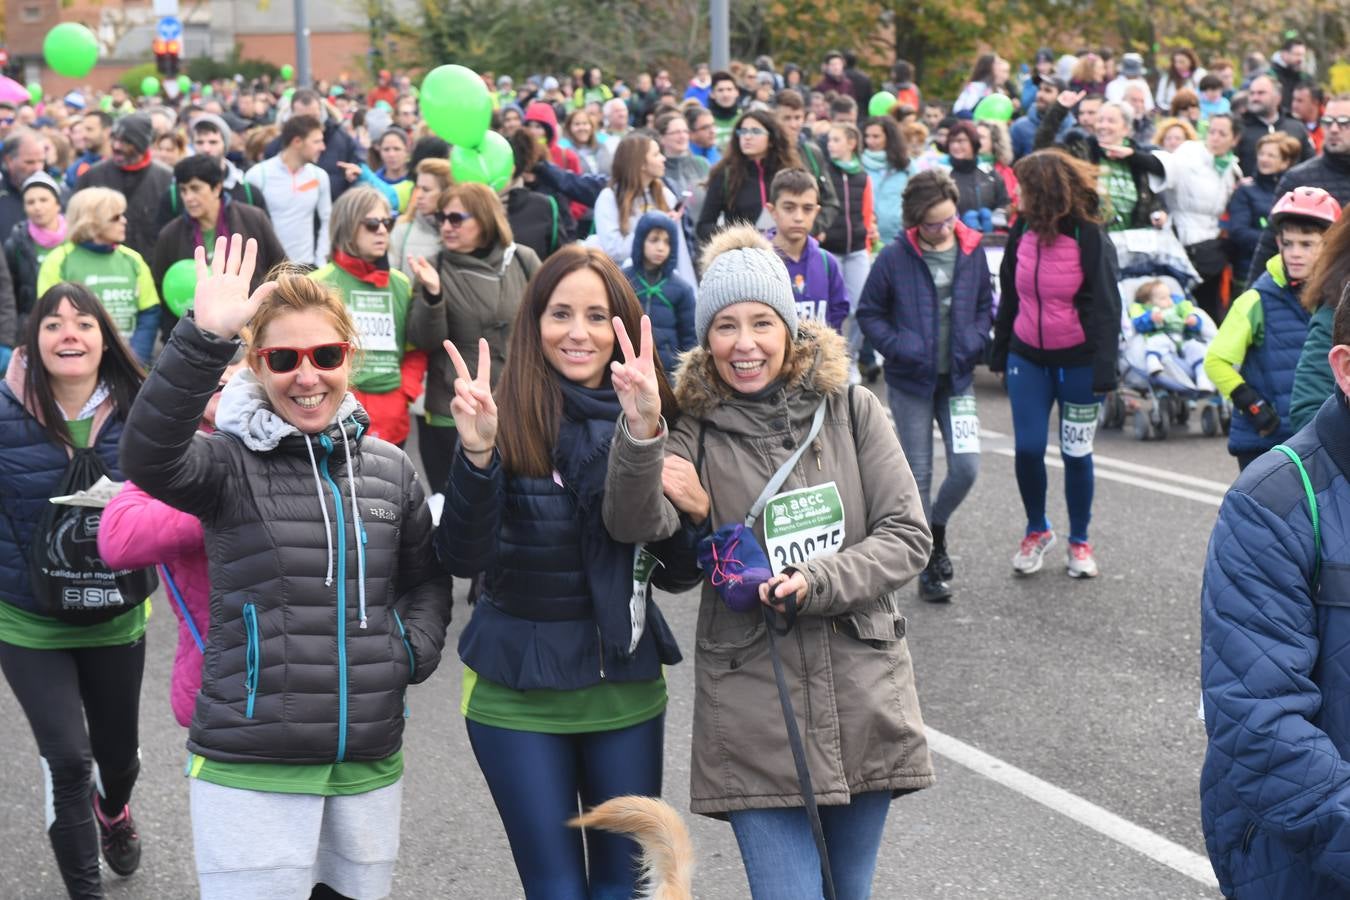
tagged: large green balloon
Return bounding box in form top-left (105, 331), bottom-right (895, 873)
top-left (973, 93), bottom-right (1014, 123)
top-left (422, 65), bottom-right (491, 148)
top-left (280, 64), bottom-right (295, 81)
top-left (162, 259), bottom-right (198, 317)
top-left (43, 23), bottom-right (99, 79)
top-left (202, 84), bottom-right (214, 98)
top-left (176, 74), bottom-right (191, 93)
top-left (140, 76), bottom-right (161, 97)
top-left (867, 91), bottom-right (896, 117)
top-left (27, 82), bottom-right (42, 104)
top-left (450, 130), bottom-right (513, 192)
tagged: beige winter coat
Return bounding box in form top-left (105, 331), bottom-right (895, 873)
top-left (605, 320), bottom-right (935, 816)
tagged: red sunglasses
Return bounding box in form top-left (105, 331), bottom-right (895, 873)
top-left (255, 342), bottom-right (351, 374)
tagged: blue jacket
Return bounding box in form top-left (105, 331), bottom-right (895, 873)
top-left (1202, 393), bottom-right (1350, 898)
top-left (1228, 263), bottom-right (1309, 456)
top-left (856, 222), bottom-right (994, 397)
top-left (1226, 173), bottom-right (1279, 283)
top-left (437, 448), bottom-right (682, 692)
top-left (861, 152), bottom-right (910, 245)
top-left (622, 213), bottom-right (696, 373)
top-left (0, 380), bottom-right (126, 614)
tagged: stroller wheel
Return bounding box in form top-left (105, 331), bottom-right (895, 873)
top-left (1133, 408), bottom-right (1151, 441)
top-left (1172, 397), bottom-right (1190, 426)
top-left (1150, 402), bottom-right (1169, 440)
top-left (1201, 404), bottom-right (1219, 437)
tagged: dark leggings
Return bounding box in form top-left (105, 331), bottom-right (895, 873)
top-left (416, 419), bottom-right (458, 496)
top-left (466, 713), bottom-right (666, 900)
top-left (0, 638), bottom-right (145, 900)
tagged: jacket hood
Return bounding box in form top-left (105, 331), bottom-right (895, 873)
top-left (4, 348), bottom-right (116, 441)
top-left (524, 101), bottom-right (559, 146)
top-left (905, 220), bottom-right (983, 256)
top-left (630, 212), bottom-right (679, 277)
top-left (673, 319), bottom-right (849, 419)
top-left (214, 367), bottom-right (363, 452)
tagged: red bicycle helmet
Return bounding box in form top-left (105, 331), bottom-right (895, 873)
top-left (1269, 186), bottom-right (1342, 229)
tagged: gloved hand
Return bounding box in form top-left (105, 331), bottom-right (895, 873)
top-left (1232, 383), bottom-right (1280, 437)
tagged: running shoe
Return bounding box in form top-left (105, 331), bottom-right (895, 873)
top-left (1066, 541), bottom-right (1100, 579)
top-left (1012, 529), bottom-right (1057, 575)
top-left (92, 791), bottom-right (141, 877)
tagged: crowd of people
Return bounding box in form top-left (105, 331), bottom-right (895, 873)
top-left (0, 35), bottom-right (1349, 900)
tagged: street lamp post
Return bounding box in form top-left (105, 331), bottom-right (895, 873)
top-left (295, 0), bottom-right (313, 86)
top-left (710, 0), bottom-right (729, 71)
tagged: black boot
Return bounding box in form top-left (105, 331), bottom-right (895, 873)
top-left (917, 554), bottom-right (952, 603)
top-left (931, 525), bottom-right (953, 581)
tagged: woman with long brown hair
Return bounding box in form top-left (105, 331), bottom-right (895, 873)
top-left (990, 149), bottom-right (1121, 579)
top-left (1290, 212), bottom-right (1350, 429)
top-left (591, 133), bottom-right (697, 287)
top-left (695, 108), bottom-right (801, 243)
top-left (1156, 48), bottom-right (1204, 111)
top-left (434, 245), bottom-right (686, 899)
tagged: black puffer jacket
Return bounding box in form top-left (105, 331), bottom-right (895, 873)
top-left (120, 317), bottom-right (451, 764)
top-left (1248, 151), bottom-right (1350, 283)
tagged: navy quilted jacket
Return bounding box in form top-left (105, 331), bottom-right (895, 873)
top-left (1202, 393), bottom-right (1350, 898)
top-left (856, 221), bottom-right (993, 398)
top-left (0, 380), bottom-right (126, 613)
top-left (436, 448), bottom-right (683, 692)
top-left (1227, 266), bottom-right (1309, 456)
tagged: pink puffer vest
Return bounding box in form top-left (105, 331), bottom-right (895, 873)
top-left (1012, 231), bottom-right (1087, 351)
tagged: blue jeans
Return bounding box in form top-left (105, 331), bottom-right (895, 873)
top-left (888, 378), bottom-right (980, 527)
top-left (728, 790), bottom-right (892, 900)
top-left (1005, 353), bottom-right (1098, 543)
top-left (466, 713), bottom-right (665, 900)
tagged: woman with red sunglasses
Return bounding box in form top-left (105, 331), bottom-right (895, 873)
top-left (121, 235), bottom-right (452, 900)
top-left (311, 186), bottom-right (427, 448)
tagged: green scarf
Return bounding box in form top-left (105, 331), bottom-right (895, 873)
top-left (832, 155), bottom-right (863, 175)
top-left (1213, 152), bottom-right (1235, 175)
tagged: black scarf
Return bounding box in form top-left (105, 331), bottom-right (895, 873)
top-left (553, 375), bottom-right (642, 666)
top-left (950, 156), bottom-right (978, 174)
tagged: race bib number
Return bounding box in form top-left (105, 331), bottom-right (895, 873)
top-left (628, 545), bottom-right (659, 653)
top-left (950, 395), bottom-right (980, 455)
top-left (350, 291), bottom-right (398, 352)
top-left (763, 482), bottom-right (846, 576)
top-left (1061, 402), bottom-right (1100, 458)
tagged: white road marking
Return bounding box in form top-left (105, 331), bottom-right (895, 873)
top-left (1052, 448), bottom-right (1233, 494)
top-left (990, 448), bottom-right (1225, 507)
top-left (926, 726), bottom-right (1220, 888)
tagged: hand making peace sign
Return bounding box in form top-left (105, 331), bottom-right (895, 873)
top-left (610, 315), bottom-right (663, 440)
top-left (443, 338), bottom-right (497, 464)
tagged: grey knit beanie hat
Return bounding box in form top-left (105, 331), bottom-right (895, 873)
top-left (695, 225), bottom-right (797, 345)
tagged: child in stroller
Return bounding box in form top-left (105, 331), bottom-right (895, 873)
top-left (1123, 279), bottom-right (1216, 394)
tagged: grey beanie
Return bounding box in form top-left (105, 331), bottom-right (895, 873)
top-left (694, 225), bottom-right (797, 345)
top-left (191, 112), bottom-right (233, 151)
top-left (21, 171), bottom-right (62, 200)
top-left (111, 113), bottom-right (154, 155)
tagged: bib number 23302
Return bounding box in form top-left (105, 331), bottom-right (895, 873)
top-left (762, 482), bottom-right (846, 576)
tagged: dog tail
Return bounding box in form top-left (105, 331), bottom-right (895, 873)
top-left (570, 796), bottom-right (694, 900)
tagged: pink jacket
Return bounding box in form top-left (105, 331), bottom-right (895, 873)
top-left (97, 482), bottom-right (209, 727)
top-left (1012, 231), bottom-right (1087, 351)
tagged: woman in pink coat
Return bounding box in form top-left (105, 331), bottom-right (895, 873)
top-left (97, 358), bottom-right (243, 726)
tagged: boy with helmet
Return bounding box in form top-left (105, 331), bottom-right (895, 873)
top-left (1204, 186), bottom-right (1342, 469)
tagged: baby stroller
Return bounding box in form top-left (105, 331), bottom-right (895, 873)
top-left (1098, 228), bottom-right (1231, 440)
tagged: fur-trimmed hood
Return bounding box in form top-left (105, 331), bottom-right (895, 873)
top-left (673, 319), bottom-right (850, 421)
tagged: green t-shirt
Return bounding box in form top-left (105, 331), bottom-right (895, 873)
top-left (188, 750), bottom-right (403, 796)
top-left (310, 264), bottom-right (413, 395)
top-left (923, 244), bottom-right (959, 376)
top-left (1098, 158), bottom-right (1139, 232)
top-left (0, 415), bottom-right (151, 650)
top-left (461, 667), bottom-right (667, 734)
top-left (36, 243), bottom-right (159, 341)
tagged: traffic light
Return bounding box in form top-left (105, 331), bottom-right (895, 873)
top-left (153, 39), bottom-right (180, 77)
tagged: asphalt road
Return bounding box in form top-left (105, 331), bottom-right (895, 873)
top-left (0, 370), bottom-right (1232, 899)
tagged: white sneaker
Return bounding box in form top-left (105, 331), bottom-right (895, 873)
top-left (1012, 530), bottom-right (1056, 575)
top-left (427, 492), bottom-right (445, 527)
top-left (1066, 541), bottom-right (1100, 578)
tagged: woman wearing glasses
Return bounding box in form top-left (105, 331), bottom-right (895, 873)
top-left (121, 236), bottom-right (452, 900)
top-left (857, 169), bottom-right (993, 603)
top-left (311, 186), bottom-right (426, 448)
top-left (695, 110), bottom-right (801, 244)
top-left (38, 187), bottom-right (159, 366)
top-left (407, 183), bottom-right (540, 498)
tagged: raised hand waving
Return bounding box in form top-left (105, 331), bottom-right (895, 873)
top-left (190, 235), bottom-right (277, 340)
top-left (443, 338), bottom-right (497, 464)
top-left (610, 315), bottom-right (662, 440)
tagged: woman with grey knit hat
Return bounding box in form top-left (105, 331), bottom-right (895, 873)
top-left (604, 224), bottom-right (934, 899)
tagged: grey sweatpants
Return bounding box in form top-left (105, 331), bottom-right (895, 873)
top-left (191, 776), bottom-right (402, 900)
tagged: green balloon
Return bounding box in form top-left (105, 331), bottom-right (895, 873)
top-left (450, 130), bottom-right (513, 192)
top-left (27, 82), bottom-right (42, 104)
top-left (973, 93), bottom-right (1014, 123)
top-left (283, 87), bottom-right (295, 100)
top-left (162, 259), bottom-right (198, 317)
top-left (43, 22), bottom-right (99, 79)
top-left (141, 76), bottom-right (161, 97)
top-left (99, 95), bottom-right (113, 112)
top-left (202, 84), bottom-right (214, 97)
top-left (867, 91), bottom-right (896, 117)
top-left (421, 65), bottom-right (491, 147)
top-left (176, 74), bottom-right (191, 93)
top-left (280, 64), bottom-right (295, 81)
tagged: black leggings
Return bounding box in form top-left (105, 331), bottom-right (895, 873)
top-left (0, 638), bottom-right (145, 900)
top-left (416, 419), bottom-right (458, 496)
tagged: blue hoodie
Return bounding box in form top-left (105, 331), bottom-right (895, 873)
top-left (622, 213), bottom-right (697, 373)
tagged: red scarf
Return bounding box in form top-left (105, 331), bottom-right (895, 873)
top-left (333, 250), bottom-right (390, 287)
top-left (120, 151), bottom-right (153, 173)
